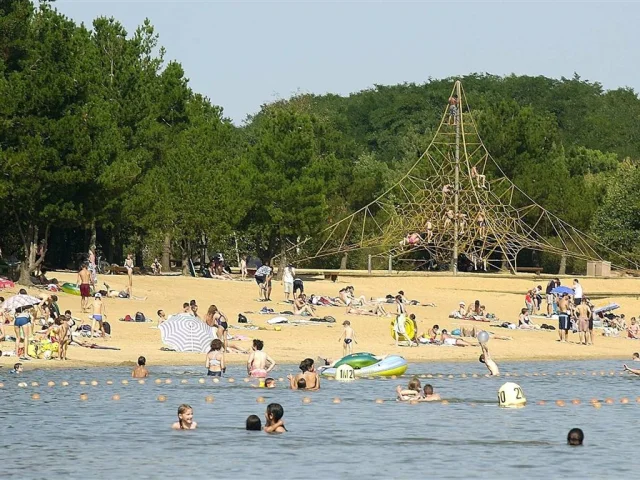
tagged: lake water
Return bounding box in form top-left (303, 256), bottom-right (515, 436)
top-left (1, 360), bottom-right (639, 479)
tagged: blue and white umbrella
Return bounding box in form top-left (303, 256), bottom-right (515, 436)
top-left (551, 286), bottom-right (574, 295)
top-left (593, 303), bottom-right (620, 315)
top-left (159, 314), bottom-right (216, 353)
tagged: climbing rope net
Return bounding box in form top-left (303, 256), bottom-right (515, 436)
top-left (288, 81), bottom-right (634, 271)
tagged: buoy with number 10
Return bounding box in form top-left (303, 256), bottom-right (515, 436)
top-left (335, 364), bottom-right (355, 382)
top-left (498, 382), bottom-right (526, 408)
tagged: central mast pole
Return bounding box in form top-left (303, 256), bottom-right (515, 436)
top-left (453, 80), bottom-right (461, 276)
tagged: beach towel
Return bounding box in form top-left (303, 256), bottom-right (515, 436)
top-left (267, 316), bottom-right (288, 325)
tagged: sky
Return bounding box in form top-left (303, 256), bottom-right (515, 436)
top-left (54, 0), bottom-right (640, 124)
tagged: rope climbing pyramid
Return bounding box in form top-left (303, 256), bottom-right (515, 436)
top-left (290, 80), bottom-right (634, 272)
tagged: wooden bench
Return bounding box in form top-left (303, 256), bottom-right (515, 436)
top-left (515, 267), bottom-right (543, 275)
top-left (324, 273), bottom-right (339, 282)
top-left (110, 265), bottom-right (142, 275)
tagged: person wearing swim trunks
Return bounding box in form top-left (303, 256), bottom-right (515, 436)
top-left (337, 319), bottom-right (357, 356)
top-left (13, 306), bottom-right (32, 360)
top-left (575, 301), bottom-right (591, 345)
top-left (293, 278), bottom-right (304, 299)
top-left (557, 294), bottom-right (570, 343)
top-left (573, 279), bottom-right (583, 306)
top-left (90, 293), bottom-right (107, 339)
top-left (254, 264), bottom-right (273, 301)
top-left (77, 263), bottom-right (92, 313)
top-left (247, 339), bottom-right (275, 378)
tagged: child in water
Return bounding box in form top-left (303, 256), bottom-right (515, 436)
top-left (264, 403), bottom-right (286, 434)
top-left (132, 356), bottom-right (149, 378)
top-left (420, 384), bottom-right (441, 402)
top-left (172, 404), bottom-right (197, 430)
top-left (246, 415), bottom-right (262, 431)
top-left (396, 377), bottom-right (422, 401)
top-left (11, 362), bottom-right (23, 374)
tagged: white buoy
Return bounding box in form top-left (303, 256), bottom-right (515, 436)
top-left (498, 382), bottom-right (526, 408)
top-left (335, 364), bottom-right (355, 383)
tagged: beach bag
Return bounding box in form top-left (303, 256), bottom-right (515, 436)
top-left (103, 321), bottom-right (111, 335)
top-left (238, 314), bottom-right (248, 324)
top-left (135, 312), bottom-right (146, 322)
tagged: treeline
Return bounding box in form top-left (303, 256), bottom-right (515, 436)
top-left (2, 0), bottom-right (640, 282)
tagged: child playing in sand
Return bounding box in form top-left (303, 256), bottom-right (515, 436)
top-left (172, 404), bottom-right (197, 430)
top-left (132, 356), bottom-right (149, 378)
top-left (246, 415), bottom-right (262, 431)
top-left (338, 320), bottom-right (357, 355)
top-left (419, 384), bottom-right (441, 402)
top-left (264, 403), bottom-right (287, 433)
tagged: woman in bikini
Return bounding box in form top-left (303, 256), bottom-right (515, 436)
top-left (206, 305), bottom-right (229, 352)
top-left (205, 339), bottom-right (225, 376)
top-left (124, 253), bottom-right (134, 297)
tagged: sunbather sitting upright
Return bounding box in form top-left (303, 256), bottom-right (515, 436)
top-left (294, 294), bottom-right (315, 316)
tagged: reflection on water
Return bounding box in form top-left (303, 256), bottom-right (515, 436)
top-left (1, 360), bottom-right (639, 479)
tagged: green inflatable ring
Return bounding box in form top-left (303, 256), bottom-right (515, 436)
top-left (333, 352), bottom-right (379, 369)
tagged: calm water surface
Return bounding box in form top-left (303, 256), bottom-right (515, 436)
top-left (1, 360), bottom-right (639, 479)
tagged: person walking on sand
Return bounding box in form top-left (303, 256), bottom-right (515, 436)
top-left (338, 320), bottom-right (357, 355)
top-left (90, 293), bottom-right (107, 339)
top-left (479, 342), bottom-right (499, 376)
top-left (77, 263), bottom-right (92, 313)
top-left (282, 264), bottom-right (295, 302)
top-left (124, 253), bottom-right (134, 298)
top-left (240, 255), bottom-right (248, 281)
top-left (573, 279), bottom-right (583, 306)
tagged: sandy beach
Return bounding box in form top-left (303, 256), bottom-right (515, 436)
top-left (2, 271), bottom-right (639, 371)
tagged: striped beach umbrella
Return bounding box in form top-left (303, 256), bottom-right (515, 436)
top-left (0, 294), bottom-right (42, 312)
top-left (159, 314), bottom-right (216, 353)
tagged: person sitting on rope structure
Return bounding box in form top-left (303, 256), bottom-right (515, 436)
top-left (442, 184), bottom-right (453, 195)
top-left (471, 165), bottom-right (487, 189)
top-left (448, 94), bottom-right (458, 125)
top-left (425, 221), bottom-right (433, 243)
top-left (400, 232), bottom-right (423, 247)
top-left (443, 209), bottom-right (454, 230)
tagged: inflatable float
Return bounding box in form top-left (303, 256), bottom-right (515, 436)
top-left (60, 282), bottom-right (94, 296)
top-left (319, 353), bottom-right (408, 378)
top-left (390, 316), bottom-right (416, 341)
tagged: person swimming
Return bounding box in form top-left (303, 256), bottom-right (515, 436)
top-left (246, 415), bottom-right (262, 431)
top-left (420, 384), bottom-right (441, 402)
top-left (172, 404), bottom-right (197, 430)
top-left (296, 378), bottom-right (307, 389)
top-left (396, 377), bottom-right (422, 401)
top-left (567, 428), bottom-right (584, 446)
top-left (264, 403), bottom-right (286, 434)
top-left (247, 339), bottom-right (276, 378)
top-left (132, 356), bottom-right (149, 378)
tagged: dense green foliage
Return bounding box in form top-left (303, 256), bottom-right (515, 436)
top-left (2, 1), bottom-right (640, 280)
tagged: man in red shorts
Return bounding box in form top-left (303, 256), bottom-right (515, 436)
top-left (77, 263), bottom-right (92, 312)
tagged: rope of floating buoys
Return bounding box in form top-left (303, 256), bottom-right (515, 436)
top-left (31, 393), bottom-right (40, 400)
top-left (256, 396), bottom-right (265, 403)
top-left (112, 394), bottom-right (120, 401)
top-left (205, 396), bottom-right (214, 403)
top-left (157, 395), bottom-right (167, 402)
